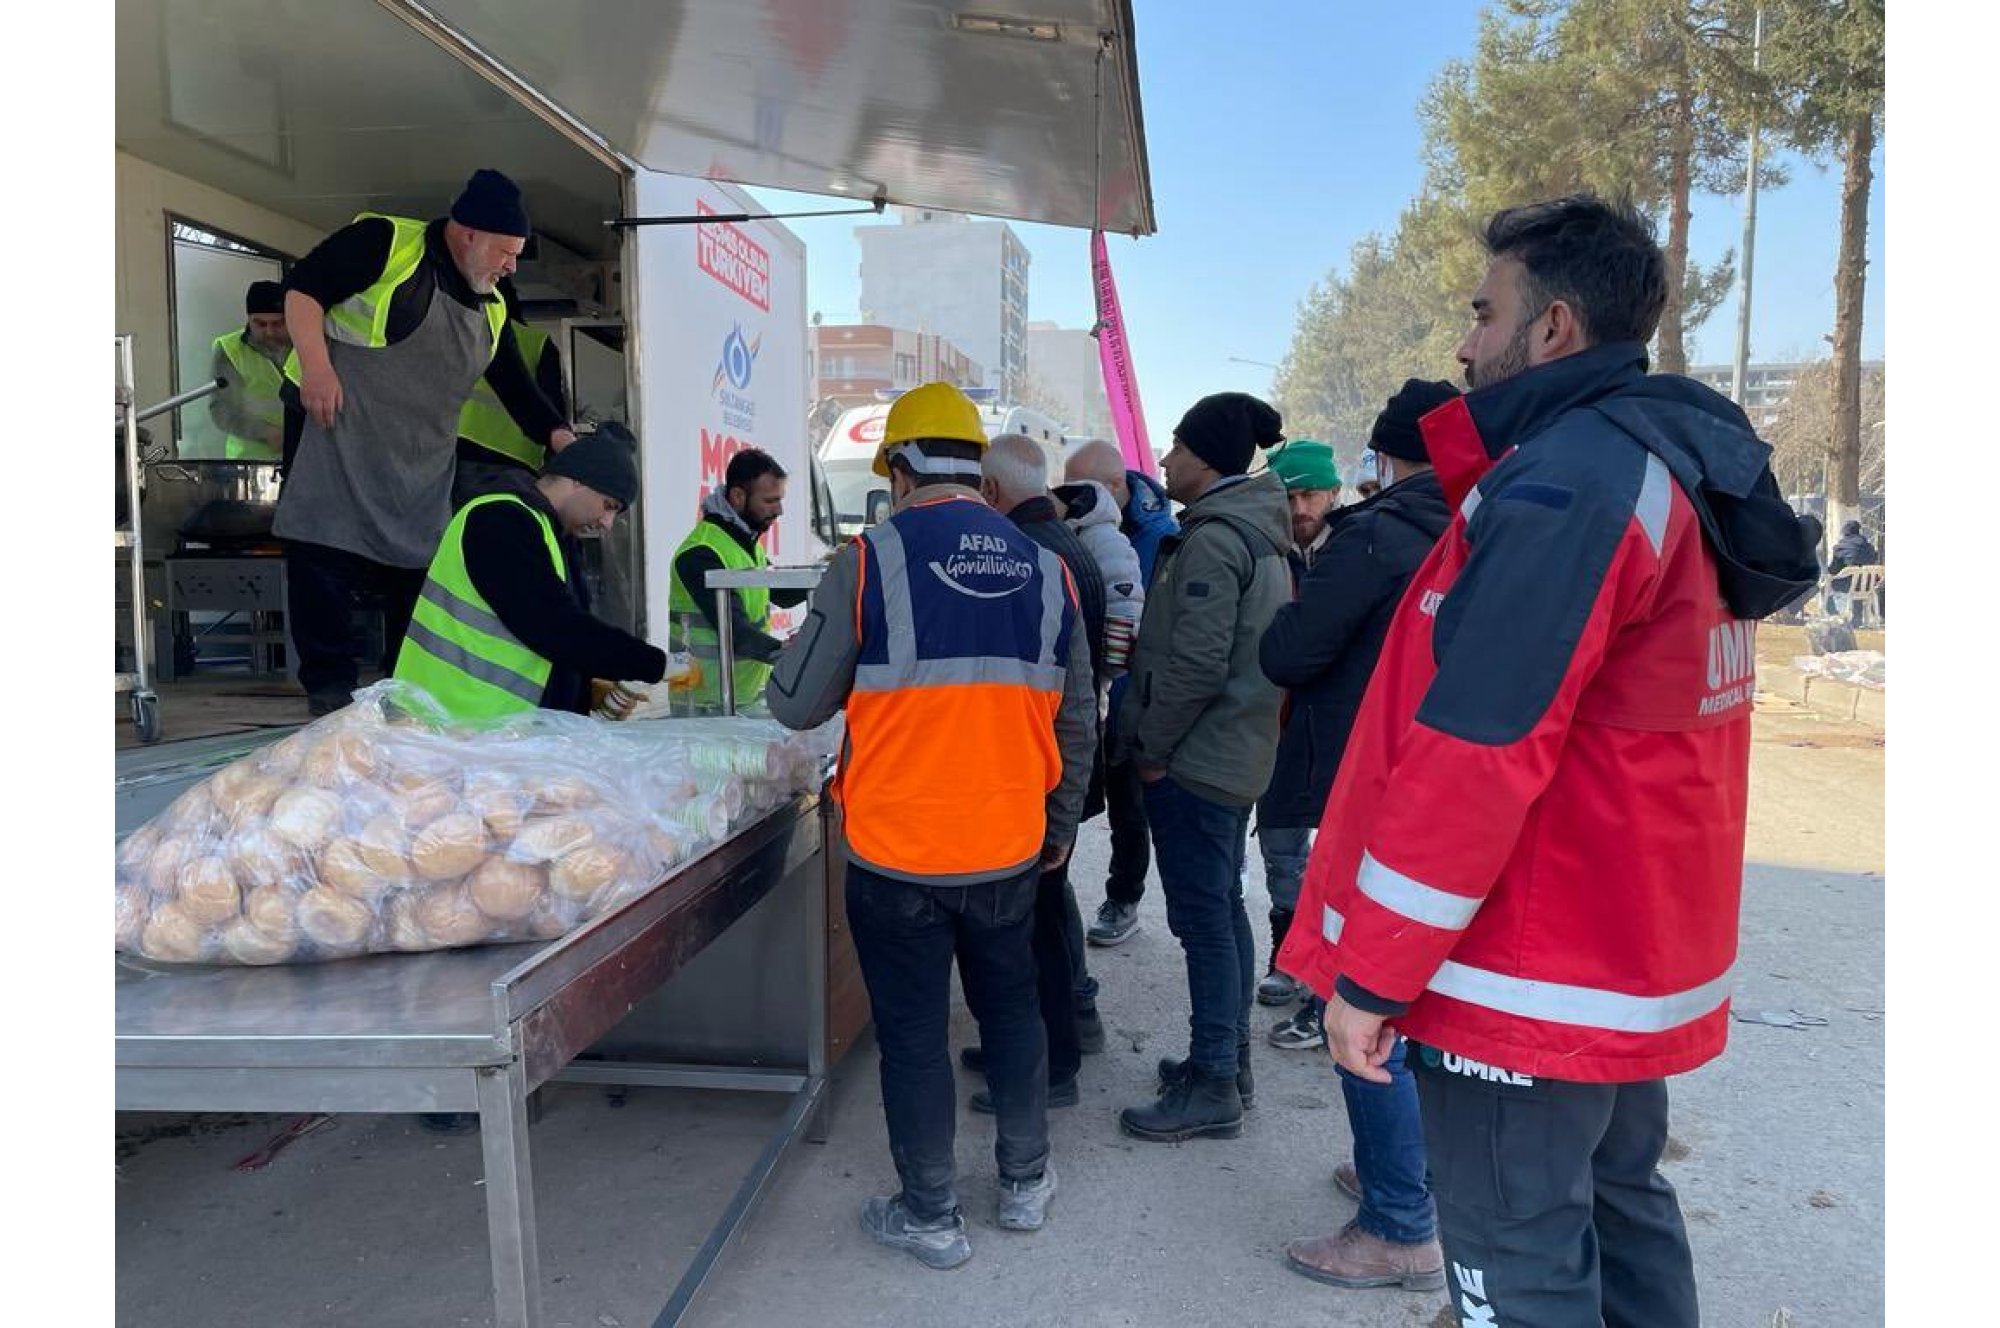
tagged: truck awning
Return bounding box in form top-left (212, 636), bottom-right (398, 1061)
top-left (114, 0), bottom-right (1156, 252)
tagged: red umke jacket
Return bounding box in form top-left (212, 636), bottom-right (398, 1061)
top-left (1277, 342), bottom-right (1818, 1083)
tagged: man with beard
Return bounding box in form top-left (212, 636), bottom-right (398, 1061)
top-left (206, 280), bottom-right (291, 460)
top-left (275, 168), bottom-right (575, 716)
top-left (394, 423), bottom-right (664, 719)
top-left (668, 447), bottom-right (807, 710)
top-left (1279, 195), bottom-right (1820, 1327)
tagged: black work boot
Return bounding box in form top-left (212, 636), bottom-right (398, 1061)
top-left (1120, 1065), bottom-right (1244, 1142)
top-left (1256, 908), bottom-right (1306, 1005)
top-left (1155, 1042), bottom-right (1255, 1109)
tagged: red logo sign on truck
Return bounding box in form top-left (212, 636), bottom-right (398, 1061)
top-left (696, 200), bottom-right (771, 311)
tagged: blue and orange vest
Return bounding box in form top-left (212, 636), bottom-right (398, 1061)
top-left (836, 494), bottom-right (1077, 885)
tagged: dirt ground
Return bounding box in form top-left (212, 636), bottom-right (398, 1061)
top-left (114, 678), bottom-right (1885, 1328)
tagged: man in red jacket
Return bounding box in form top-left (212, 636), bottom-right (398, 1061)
top-left (1278, 195), bottom-right (1819, 1328)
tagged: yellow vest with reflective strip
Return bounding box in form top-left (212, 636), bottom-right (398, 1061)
top-left (394, 493), bottom-right (566, 721)
top-left (212, 331), bottom-right (285, 461)
top-left (667, 518), bottom-right (772, 708)
top-left (457, 324), bottom-right (555, 469)
top-left (284, 213), bottom-right (506, 385)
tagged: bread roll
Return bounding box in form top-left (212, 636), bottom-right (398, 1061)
top-left (115, 882), bottom-right (150, 950)
top-left (384, 891), bottom-right (429, 951)
top-left (271, 788), bottom-right (342, 852)
top-left (411, 813), bottom-right (488, 880)
top-left (467, 858), bottom-right (546, 921)
top-left (229, 827), bottom-right (308, 886)
top-left (117, 824), bottom-right (162, 876)
top-left (177, 856), bottom-right (243, 925)
top-left (297, 887), bottom-right (372, 949)
top-left (245, 883), bottom-right (304, 943)
top-left (414, 885), bottom-right (493, 947)
top-left (550, 844), bottom-right (627, 905)
top-left (319, 838), bottom-right (395, 902)
top-left (644, 827), bottom-right (687, 870)
top-left (220, 918), bottom-right (296, 966)
top-left (353, 814), bottom-right (412, 880)
top-left (535, 775), bottom-right (601, 813)
top-left (260, 730), bottom-right (312, 779)
top-left (139, 902), bottom-right (209, 963)
top-left (163, 783), bottom-right (220, 840)
top-left (395, 776), bottom-right (461, 829)
top-left (146, 835), bottom-right (196, 896)
top-left (213, 770), bottom-right (286, 824)
top-left (522, 902), bottom-right (570, 940)
top-left (507, 815), bottom-right (593, 864)
top-left (468, 786), bottom-right (533, 841)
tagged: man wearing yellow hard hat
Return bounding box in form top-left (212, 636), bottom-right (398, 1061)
top-left (769, 381), bottom-right (1098, 1265)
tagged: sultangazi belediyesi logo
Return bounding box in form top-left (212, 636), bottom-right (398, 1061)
top-left (713, 323), bottom-right (762, 396)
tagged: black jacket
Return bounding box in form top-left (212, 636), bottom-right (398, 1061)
top-left (1829, 530), bottom-right (1878, 580)
top-left (1256, 471), bottom-right (1450, 828)
top-left (1008, 495), bottom-right (1108, 686)
top-left (461, 488), bottom-right (667, 713)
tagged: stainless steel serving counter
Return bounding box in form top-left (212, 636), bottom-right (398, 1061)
top-left (116, 792), bottom-right (831, 1328)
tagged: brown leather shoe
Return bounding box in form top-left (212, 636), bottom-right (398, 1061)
top-left (1332, 1161), bottom-right (1362, 1203)
top-left (1284, 1221), bottom-right (1445, 1291)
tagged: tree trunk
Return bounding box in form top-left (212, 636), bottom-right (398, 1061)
top-left (1826, 109), bottom-right (1874, 535)
top-left (1655, 85), bottom-right (1695, 374)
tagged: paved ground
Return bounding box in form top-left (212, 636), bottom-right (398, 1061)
top-left (114, 684), bottom-right (1884, 1328)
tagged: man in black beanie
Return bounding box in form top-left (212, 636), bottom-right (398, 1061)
top-left (205, 280), bottom-right (292, 460)
top-left (395, 422), bottom-right (664, 720)
top-left (274, 167), bottom-right (575, 716)
top-left (1113, 392), bottom-right (1293, 1142)
top-left (1261, 378), bottom-right (1457, 1293)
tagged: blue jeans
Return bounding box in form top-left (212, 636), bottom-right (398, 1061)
top-left (1339, 1038), bottom-right (1436, 1244)
top-left (1257, 824), bottom-right (1312, 916)
top-left (1144, 776), bottom-right (1254, 1077)
top-left (846, 861), bottom-right (1048, 1220)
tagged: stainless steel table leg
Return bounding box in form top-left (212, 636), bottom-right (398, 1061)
top-left (477, 1061), bottom-right (542, 1328)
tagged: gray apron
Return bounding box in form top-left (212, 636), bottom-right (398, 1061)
top-left (273, 285), bottom-right (493, 568)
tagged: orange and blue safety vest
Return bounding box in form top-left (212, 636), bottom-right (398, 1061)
top-left (836, 494), bottom-right (1077, 885)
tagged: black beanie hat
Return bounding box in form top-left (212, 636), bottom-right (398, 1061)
top-left (1369, 379), bottom-right (1462, 463)
top-left (245, 281), bottom-right (285, 316)
top-left (1173, 392), bottom-right (1284, 476)
top-left (450, 168), bottom-right (531, 238)
top-left (544, 422), bottom-right (640, 509)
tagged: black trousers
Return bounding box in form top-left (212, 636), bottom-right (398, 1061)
top-left (1102, 757), bottom-right (1151, 906)
top-left (283, 539), bottom-right (426, 698)
top-left (1412, 1046), bottom-right (1699, 1328)
top-left (1029, 862), bottom-right (1084, 1085)
top-left (848, 862), bottom-right (1047, 1220)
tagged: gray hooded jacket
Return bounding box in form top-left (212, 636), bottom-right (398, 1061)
top-left (1055, 480), bottom-right (1144, 677)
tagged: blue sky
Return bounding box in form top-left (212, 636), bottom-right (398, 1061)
top-left (750, 3), bottom-right (1885, 443)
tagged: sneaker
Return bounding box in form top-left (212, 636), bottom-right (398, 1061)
top-left (1283, 1221), bottom-right (1445, 1291)
top-left (1256, 970), bottom-right (1308, 1006)
top-left (1332, 1161), bottom-right (1362, 1204)
top-left (1087, 900), bottom-right (1140, 946)
top-left (1120, 1066), bottom-right (1243, 1142)
top-left (860, 1194), bottom-right (972, 1270)
top-left (1268, 1003), bottom-right (1326, 1052)
top-left (1075, 1006), bottom-right (1107, 1055)
top-left (969, 1077), bottom-right (1080, 1114)
top-left (997, 1163), bottom-right (1058, 1232)
top-left (1156, 1045), bottom-right (1255, 1109)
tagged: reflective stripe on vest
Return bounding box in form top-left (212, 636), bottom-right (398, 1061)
top-left (213, 331), bottom-right (285, 461)
top-left (392, 493), bottom-right (566, 721)
top-left (457, 323), bottom-right (553, 469)
top-left (284, 213), bottom-right (505, 385)
top-left (666, 517), bottom-right (773, 707)
top-left (1320, 905), bottom-right (1733, 1035)
top-left (836, 495), bottom-right (1074, 882)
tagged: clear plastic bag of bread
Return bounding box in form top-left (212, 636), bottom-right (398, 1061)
top-left (114, 679), bottom-right (839, 967)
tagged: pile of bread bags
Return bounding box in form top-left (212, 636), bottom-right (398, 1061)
top-left (115, 680), bottom-right (836, 966)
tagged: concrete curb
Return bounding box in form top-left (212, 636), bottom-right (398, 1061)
top-left (1759, 664), bottom-right (1885, 728)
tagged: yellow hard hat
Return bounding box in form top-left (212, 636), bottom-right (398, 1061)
top-left (873, 381), bottom-right (987, 477)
